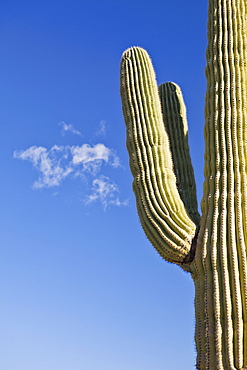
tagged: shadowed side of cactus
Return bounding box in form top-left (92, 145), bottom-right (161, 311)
top-left (120, 0), bottom-right (247, 369)
top-left (159, 82), bottom-right (200, 226)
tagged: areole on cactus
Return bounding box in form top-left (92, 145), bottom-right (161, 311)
top-left (120, 1), bottom-right (247, 369)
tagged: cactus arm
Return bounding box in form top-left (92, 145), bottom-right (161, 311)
top-left (192, 1), bottom-right (247, 368)
top-left (120, 47), bottom-right (197, 266)
top-left (159, 82), bottom-right (200, 226)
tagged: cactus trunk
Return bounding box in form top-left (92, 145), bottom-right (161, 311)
top-left (120, 0), bottom-right (247, 369)
top-left (192, 1), bottom-right (247, 368)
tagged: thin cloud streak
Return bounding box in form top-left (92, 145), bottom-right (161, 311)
top-left (59, 121), bottom-right (82, 136)
top-left (94, 120), bottom-right (107, 137)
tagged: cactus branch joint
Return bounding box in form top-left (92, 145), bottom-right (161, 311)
top-left (120, 1), bottom-right (247, 369)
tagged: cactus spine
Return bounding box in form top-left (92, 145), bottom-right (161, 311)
top-left (120, 1), bottom-right (247, 369)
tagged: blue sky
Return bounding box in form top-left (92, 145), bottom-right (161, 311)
top-left (1, 1), bottom-right (208, 369)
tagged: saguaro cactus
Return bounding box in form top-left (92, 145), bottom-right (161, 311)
top-left (120, 1), bottom-right (247, 369)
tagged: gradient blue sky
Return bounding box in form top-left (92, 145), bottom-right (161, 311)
top-left (1, 1), bottom-right (208, 369)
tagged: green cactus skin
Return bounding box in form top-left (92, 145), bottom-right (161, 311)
top-left (121, 47), bottom-right (198, 268)
top-left (159, 82), bottom-right (200, 227)
top-left (120, 1), bottom-right (247, 369)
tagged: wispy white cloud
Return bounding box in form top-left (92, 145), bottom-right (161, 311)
top-left (59, 121), bottom-right (82, 136)
top-left (14, 143), bottom-right (127, 209)
top-left (14, 145), bottom-right (73, 188)
top-left (85, 175), bottom-right (129, 210)
top-left (71, 143), bottom-right (119, 175)
top-left (71, 143), bottom-right (110, 165)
